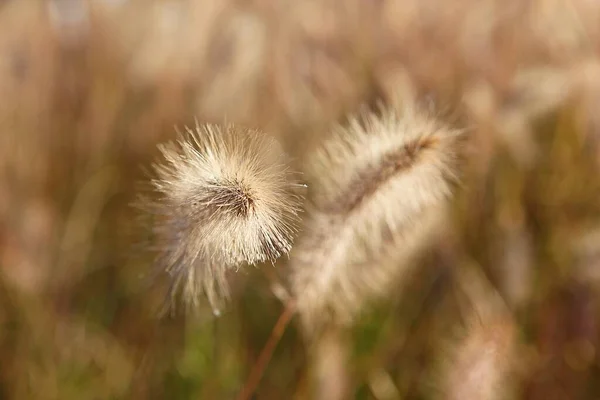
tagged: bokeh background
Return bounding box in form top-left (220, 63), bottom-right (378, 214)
top-left (2, 0), bottom-right (600, 399)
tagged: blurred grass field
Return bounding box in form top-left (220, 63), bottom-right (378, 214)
top-left (1, 0), bottom-right (600, 399)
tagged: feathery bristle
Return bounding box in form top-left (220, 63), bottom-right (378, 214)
top-left (138, 122), bottom-right (304, 314)
top-left (291, 105), bottom-right (463, 329)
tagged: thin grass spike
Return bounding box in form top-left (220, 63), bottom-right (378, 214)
top-left (291, 104), bottom-right (464, 329)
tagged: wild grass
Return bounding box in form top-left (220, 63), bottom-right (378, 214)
top-left (1, 1), bottom-right (600, 399)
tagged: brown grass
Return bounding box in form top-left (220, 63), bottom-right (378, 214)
top-left (1, 1), bottom-right (600, 399)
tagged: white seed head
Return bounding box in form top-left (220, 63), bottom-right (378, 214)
top-left (138, 122), bottom-right (304, 313)
top-left (291, 105), bottom-right (463, 329)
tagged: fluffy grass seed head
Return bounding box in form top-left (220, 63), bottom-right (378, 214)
top-left (139, 122), bottom-right (304, 314)
top-left (291, 104), bottom-right (463, 329)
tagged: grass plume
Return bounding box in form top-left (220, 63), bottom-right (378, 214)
top-left (436, 266), bottom-right (518, 400)
top-left (291, 104), bottom-right (463, 329)
top-left (441, 315), bottom-right (516, 400)
top-left (136, 122), bottom-right (304, 314)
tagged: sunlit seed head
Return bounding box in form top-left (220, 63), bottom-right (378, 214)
top-left (137, 122), bottom-right (304, 314)
top-left (291, 104), bottom-right (464, 330)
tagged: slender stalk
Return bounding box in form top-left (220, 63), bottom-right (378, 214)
top-left (313, 326), bottom-right (350, 400)
top-left (235, 300), bottom-right (297, 400)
